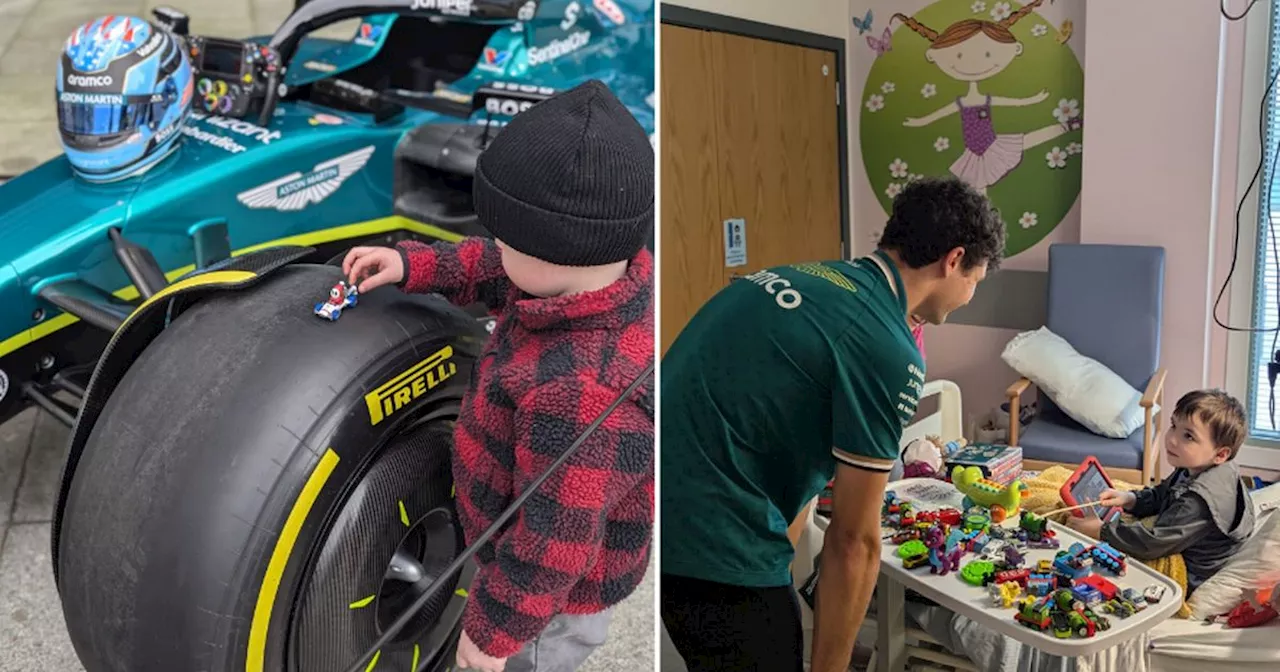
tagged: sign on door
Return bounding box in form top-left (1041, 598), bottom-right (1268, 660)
top-left (724, 218), bottom-right (746, 267)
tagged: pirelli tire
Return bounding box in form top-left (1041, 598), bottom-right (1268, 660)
top-left (56, 263), bottom-right (484, 672)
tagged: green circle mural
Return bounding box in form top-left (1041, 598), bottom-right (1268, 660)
top-left (860, 0), bottom-right (1084, 257)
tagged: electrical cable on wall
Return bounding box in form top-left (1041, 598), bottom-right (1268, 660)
top-left (1212, 0), bottom-right (1280, 426)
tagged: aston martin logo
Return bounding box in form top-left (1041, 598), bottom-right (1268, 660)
top-left (236, 146), bottom-right (376, 212)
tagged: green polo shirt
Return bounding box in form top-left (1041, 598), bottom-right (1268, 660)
top-left (660, 250), bottom-right (926, 587)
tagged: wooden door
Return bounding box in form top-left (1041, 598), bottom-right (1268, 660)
top-left (711, 32), bottom-right (842, 276)
top-left (659, 24), bottom-right (844, 355)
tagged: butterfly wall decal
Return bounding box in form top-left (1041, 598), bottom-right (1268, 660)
top-left (1057, 19), bottom-right (1073, 44)
top-left (852, 9), bottom-right (873, 35)
top-left (867, 27), bottom-right (891, 56)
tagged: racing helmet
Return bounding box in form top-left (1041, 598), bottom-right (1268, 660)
top-left (56, 16), bottom-right (194, 182)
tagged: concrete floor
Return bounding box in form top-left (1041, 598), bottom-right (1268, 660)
top-left (0, 403), bottom-right (655, 672)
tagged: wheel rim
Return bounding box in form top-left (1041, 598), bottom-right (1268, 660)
top-left (289, 416), bottom-right (475, 672)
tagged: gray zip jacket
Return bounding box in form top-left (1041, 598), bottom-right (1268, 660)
top-left (1099, 462), bottom-right (1254, 588)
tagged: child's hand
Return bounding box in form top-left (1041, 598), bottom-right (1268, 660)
top-left (1064, 513), bottom-right (1103, 540)
top-left (1098, 488), bottom-right (1136, 511)
top-left (344, 246), bottom-right (404, 292)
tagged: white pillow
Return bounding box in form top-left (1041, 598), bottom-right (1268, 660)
top-left (1001, 327), bottom-right (1155, 439)
top-left (1187, 509), bottom-right (1280, 620)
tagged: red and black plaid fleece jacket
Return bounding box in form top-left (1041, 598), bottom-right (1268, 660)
top-left (396, 237), bottom-right (654, 657)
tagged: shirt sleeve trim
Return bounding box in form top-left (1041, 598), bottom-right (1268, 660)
top-left (832, 449), bottom-right (895, 472)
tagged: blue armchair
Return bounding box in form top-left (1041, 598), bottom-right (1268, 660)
top-left (1006, 244), bottom-right (1167, 486)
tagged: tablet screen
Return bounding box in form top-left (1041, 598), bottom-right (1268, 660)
top-left (1071, 463), bottom-right (1114, 519)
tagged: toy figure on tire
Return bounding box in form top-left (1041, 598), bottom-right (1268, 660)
top-left (314, 280), bottom-right (359, 321)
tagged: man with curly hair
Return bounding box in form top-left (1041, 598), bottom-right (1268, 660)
top-left (660, 176), bottom-right (1005, 672)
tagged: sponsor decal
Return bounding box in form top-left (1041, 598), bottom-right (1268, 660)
top-left (135, 31), bottom-right (164, 59)
top-left (517, 0), bottom-right (536, 21)
top-left (67, 74), bottom-right (112, 87)
top-left (237, 145), bottom-right (376, 212)
top-left (475, 118), bottom-right (508, 128)
top-left (308, 113), bottom-right (344, 126)
top-left (303, 60), bottom-right (337, 72)
top-left (433, 87), bottom-right (472, 104)
top-left (741, 269), bottom-right (803, 309)
top-left (59, 91), bottom-right (124, 105)
top-left (527, 30), bottom-right (590, 66)
top-left (189, 111), bottom-right (282, 144)
top-left (0, 369), bottom-right (7, 404)
top-left (561, 1), bottom-right (580, 30)
top-left (593, 0), bottom-right (626, 25)
top-left (493, 81), bottom-right (555, 95)
top-left (152, 120), bottom-right (181, 144)
top-left (365, 346), bottom-right (458, 425)
top-left (410, 0), bottom-right (472, 16)
top-left (354, 22), bottom-right (383, 47)
top-left (181, 124), bottom-right (247, 153)
top-left (485, 97), bottom-right (536, 116)
top-left (477, 47), bottom-right (510, 74)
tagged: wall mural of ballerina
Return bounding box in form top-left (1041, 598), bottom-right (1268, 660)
top-left (857, 0), bottom-right (1084, 258)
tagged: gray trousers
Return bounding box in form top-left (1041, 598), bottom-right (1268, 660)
top-left (503, 609), bottom-right (613, 672)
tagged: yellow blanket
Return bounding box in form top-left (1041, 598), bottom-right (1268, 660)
top-left (1020, 466), bottom-right (1192, 618)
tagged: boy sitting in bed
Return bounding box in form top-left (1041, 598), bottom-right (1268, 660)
top-left (1066, 389), bottom-right (1256, 594)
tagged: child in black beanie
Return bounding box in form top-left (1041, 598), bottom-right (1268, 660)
top-left (344, 79), bottom-right (654, 672)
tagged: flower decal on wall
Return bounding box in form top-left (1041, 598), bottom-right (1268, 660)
top-left (866, 94), bottom-right (885, 112)
top-left (1045, 146), bottom-right (1068, 168)
top-left (921, 83), bottom-right (937, 98)
top-left (971, 1), bottom-right (987, 13)
top-left (1067, 142), bottom-right (1083, 155)
top-left (890, 158), bottom-right (909, 178)
top-left (990, 2), bottom-right (1012, 21)
top-left (934, 137), bottom-right (950, 152)
top-left (1031, 24), bottom-right (1047, 37)
top-left (1052, 98), bottom-right (1080, 123)
top-left (881, 81), bottom-right (896, 94)
top-left (886, 183), bottom-right (903, 199)
top-left (1019, 212), bottom-right (1039, 229)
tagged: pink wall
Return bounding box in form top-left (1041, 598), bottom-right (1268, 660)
top-left (901, 1), bottom-right (1245, 447)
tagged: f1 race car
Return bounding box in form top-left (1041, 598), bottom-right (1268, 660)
top-left (0, 1), bottom-right (653, 671)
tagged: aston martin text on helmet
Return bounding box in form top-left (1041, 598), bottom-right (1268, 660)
top-left (56, 15), bottom-right (194, 182)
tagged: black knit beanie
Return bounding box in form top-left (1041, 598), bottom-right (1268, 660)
top-left (472, 79), bottom-right (654, 267)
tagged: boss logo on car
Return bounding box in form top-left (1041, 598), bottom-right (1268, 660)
top-left (485, 97), bottom-right (535, 116)
top-left (67, 74), bottom-right (112, 87)
top-left (365, 346), bottom-right (458, 426)
top-left (493, 81), bottom-right (555, 95)
top-left (409, 0), bottom-right (472, 16)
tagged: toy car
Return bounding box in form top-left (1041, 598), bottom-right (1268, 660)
top-left (1077, 574), bottom-right (1119, 601)
top-left (6, 3), bottom-right (657, 672)
top-left (314, 281), bottom-right (359, 320)
top-left (1144, 584), bottom-right (1167, 603)
top-left (1089, 542), bottom-right (1127, 576)
top-left (1121, 587), bottom-right (1148, 611)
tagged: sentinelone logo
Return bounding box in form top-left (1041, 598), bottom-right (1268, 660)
top-left (365, 346), bottom-right (458, 426)
top-left (528, 30), bottom-right (590, 66)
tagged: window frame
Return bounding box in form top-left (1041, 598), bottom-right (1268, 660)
top-left (1227, 0), bottom-right (1280, 469)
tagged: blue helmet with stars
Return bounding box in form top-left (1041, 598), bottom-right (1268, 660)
top-left (56, 15), bottom-right (194, 183)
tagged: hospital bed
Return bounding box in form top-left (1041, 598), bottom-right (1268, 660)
top-left (792, 380), bottom-right (1280, 672)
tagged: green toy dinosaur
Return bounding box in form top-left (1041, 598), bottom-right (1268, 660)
top-left (952, 465), bottom-right (1024, 517)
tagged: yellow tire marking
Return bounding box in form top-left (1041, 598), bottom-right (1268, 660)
top-left (455, 588), bottom-right (468, 597)
top-left (348, 594), bottom-right (377, 609)
top-left (0, 215), bottom-right (463, 359)
top-left (412, 644), bottom-right (421, 671)
top-left (399, 500), bottom-right (411, 527)
top-left (365, 649), bottom-right (381, 672)
top-left (246, 448), bottom-right (340, 672)
top-left (450, 483), bottom-right (455, 499)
